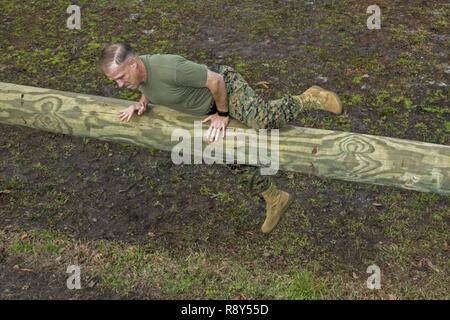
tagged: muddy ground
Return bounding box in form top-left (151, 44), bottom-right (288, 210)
top-left (0, 0), bottom-right (449, 299)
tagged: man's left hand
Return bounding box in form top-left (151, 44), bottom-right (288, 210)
top-left (202, 113), bottom-right (230, 142)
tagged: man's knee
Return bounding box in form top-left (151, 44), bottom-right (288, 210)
top-left (247, 118), bottom-right (286, 130)
top-left (210, 64), bottom-right (235, 75)
top-left (247, 119), bottom-right (270, 130)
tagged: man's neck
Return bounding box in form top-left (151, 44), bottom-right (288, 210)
top-left (137, 57), bottom-right (148, 85)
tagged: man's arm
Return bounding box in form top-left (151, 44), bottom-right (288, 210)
top-left (202, 70), bottom-right (230, 141)
top-left (138, 94), bottom-right (149, 109)
top-left (135, 94), bottom-right (149, 115)
top-left (118, 94), bottom-right (149, 122)
top-left (205, 70), bottom-right (228, 113)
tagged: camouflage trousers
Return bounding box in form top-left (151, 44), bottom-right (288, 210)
top-left (223, 164), bottom-right (271, 195)
top-left (209, 64), bottom-right (304, 194)
top-left (209, 64), bottom-right (305, 130)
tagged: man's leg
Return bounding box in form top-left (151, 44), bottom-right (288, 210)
top-left (210, 64), bottom-right (342, 130)
top-left (226, 164), bottom-right (291, 234)
top-left (209, 64), bottom-right (297, 233)
top-left (210, 64), bottom-right (342, 233)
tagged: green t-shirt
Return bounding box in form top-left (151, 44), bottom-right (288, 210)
top-left (138, 54), bottom-right (213, 115)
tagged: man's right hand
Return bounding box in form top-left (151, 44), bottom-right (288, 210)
top-left (118, 102), bottom-right (147, 122)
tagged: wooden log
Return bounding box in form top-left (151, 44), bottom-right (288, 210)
top-left (0, 81), bottom-right (449, 195)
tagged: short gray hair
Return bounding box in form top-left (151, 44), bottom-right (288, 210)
top-left (98, 43), bottom-right (135, 71)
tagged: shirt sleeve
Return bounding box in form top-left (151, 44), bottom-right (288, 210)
top-left (175, 56), bottom-right (208, 88)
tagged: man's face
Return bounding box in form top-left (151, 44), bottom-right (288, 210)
top-left (103, 58), bottom-right (142, 90)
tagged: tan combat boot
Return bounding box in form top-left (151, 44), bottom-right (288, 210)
top-left (293, 85), bottom-right (343, 114)
top-left (260, 184), bottom-right (293, 234)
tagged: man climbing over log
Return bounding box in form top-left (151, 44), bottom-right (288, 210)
top-left (98, 43), bottom-right (343, 234)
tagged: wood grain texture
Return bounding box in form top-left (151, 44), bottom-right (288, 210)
top-left (1, 81), bottom-right (449, 195)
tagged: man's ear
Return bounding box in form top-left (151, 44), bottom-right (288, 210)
top-left (128, 57), bottom-right (137, 69)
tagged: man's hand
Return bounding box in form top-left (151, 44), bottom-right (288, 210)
top-left (135, 101), bottom-right (147, 116)
top-left (118, 101), bottom-right (147, 122)
top-left (202, 113), bottom-right (230, 141)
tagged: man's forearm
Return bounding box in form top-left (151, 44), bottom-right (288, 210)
top-left (212, 81), bottom-right (229, 113)
top-left (132, 94), bottom-right (149, 113)
top-left (139, 94), bottom-right (149, 106)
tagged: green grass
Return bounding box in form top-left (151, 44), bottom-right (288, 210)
top-left (3, 176), bottom-right (25, 190)
top-left (9, 230), bottom-right (64, 256)
top-left (32, 162), bottom-right (49, 174)
top-left (287, 270), bottom-right (330, 300)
